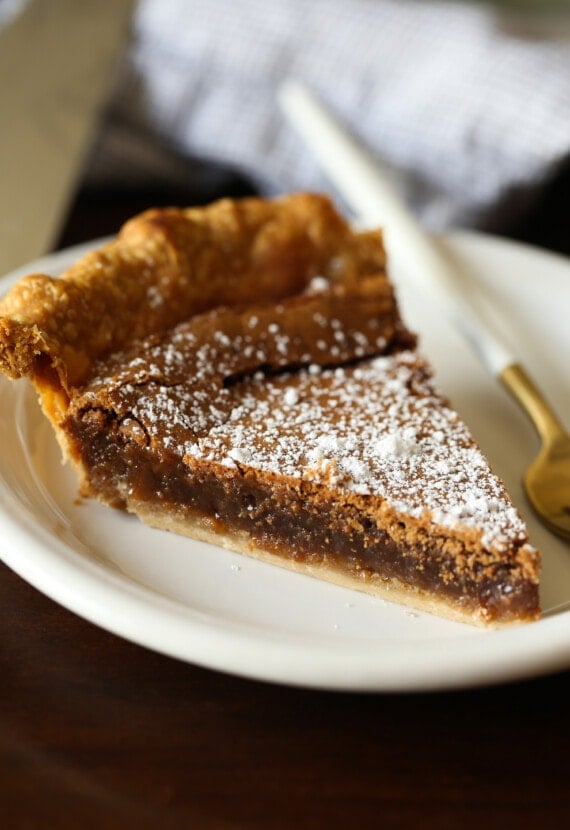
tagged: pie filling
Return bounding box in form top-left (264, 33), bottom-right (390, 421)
top-left (66, 413), bottom-right (539, 625)
top-left (63, 339), bottom-right (540, 626)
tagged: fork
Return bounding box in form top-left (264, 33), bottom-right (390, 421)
top-left (279, 81), bottom-right (570, 540)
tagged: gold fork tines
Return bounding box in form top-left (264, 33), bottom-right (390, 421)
top-left (501, 363), bottom-right (570, 540)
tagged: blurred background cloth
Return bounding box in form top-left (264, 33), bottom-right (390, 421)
top-left (4, 0), bottom-right (570, 234)
top-left (87, 0), bottom-right (570, 233)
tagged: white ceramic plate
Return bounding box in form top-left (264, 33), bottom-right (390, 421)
top-left (1, 232), bottom-right (569, 692)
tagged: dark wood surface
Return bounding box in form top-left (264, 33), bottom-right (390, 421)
top-left (2, 178), bottom-right (569, 829)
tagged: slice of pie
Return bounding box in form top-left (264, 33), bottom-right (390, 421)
top-left (0, 193), bottom-right (540, 626)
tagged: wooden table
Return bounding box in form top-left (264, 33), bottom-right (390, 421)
top-left (2, 178), bottom-right (570, 828)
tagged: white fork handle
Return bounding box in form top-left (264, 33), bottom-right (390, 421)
top-left (279, 80), bottom-right (517, 378)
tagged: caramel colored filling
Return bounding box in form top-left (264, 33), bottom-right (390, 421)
top-left (67, 412), bottom-right (539, 625)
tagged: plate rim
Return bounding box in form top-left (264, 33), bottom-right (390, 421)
top-left (1, 230), bottom-right (569, 692)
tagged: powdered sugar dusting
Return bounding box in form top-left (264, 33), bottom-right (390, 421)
top-left (77, 288), bottom-right (527, 554)
top-left (184, 354), bottom-right (526, 551)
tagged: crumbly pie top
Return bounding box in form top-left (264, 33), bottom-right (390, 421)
top-left (73, 302), bottom-right (528, 560)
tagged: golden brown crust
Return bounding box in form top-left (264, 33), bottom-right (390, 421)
top-left (0, 193), bottom-right (386, 391)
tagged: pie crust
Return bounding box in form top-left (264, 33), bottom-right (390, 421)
top-left (0, 193), bottom-right (541, 626)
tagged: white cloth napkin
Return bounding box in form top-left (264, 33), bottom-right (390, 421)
top-left (84, 0), bottom-right (570, 230)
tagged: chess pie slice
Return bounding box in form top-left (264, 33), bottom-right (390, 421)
top-left (0, 193), bottom-right (540, 626)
